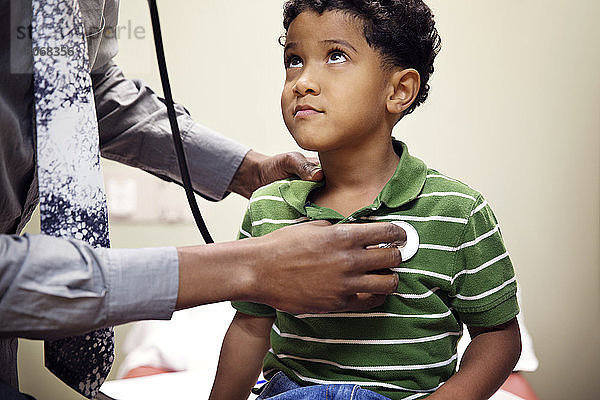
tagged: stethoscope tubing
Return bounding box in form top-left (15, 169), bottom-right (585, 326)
top-left (147, 0), bottom-right (214, 244)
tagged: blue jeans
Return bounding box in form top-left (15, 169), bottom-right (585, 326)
top-left (257, 372), bottom-right (391, 400)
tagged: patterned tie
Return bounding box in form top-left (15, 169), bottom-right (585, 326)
top-left (32, 0), bottom-right (114, 398)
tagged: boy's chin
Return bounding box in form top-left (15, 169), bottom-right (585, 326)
top-left (289, 134), bottom-right (320, 152)
top-left (296, 143), bottom-right (319, 152)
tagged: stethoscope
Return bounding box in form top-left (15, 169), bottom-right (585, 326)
top-left (146, 0), bottom-right (420, 260)
top-left (148, 0), bottom-right (213, 244)
top-left (380, 222), bottom-right (420, 264)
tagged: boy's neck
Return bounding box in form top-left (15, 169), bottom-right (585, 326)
top-left (312, 137), bottom-right (400, 217)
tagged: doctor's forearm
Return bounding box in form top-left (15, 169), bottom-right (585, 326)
top-left (92, 63), bottom-right (249, 201)
top-left (175, 240), bottom-right (258, 310)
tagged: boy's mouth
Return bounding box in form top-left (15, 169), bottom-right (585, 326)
top-left (294, 104), bottom-right (323, 118)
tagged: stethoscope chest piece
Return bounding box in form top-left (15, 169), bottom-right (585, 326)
top-left (379, 221), bottom-right (419, 263)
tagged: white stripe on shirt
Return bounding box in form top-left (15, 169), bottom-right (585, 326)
top-left (252, 217), bottom-right (310, 226)
top-left (272, 324), bottom-right (461, 345)
top-left (416, 192), bottom-right (477, 201)
top-left (392, 252), bottom-right (509, 286)
top-left (363, 215), bottom-right (468, 224)
top-left (426, 174), bottom-right (460, 183)
top-left (250, 195), bottom-right (286, 204)
top-left (391, 268), bottom-right (453, 282)
top-left (270, 350), bottom-right (458, 372)
top-left (470, 200), bottom-right (488, 216)
top-left (393, 287), bottom-right (439, 299)
top-left (239, 228), bottom-right (251, 238)
top-left (419, 225), bottom-right (499, 252)
top-left (287, 368), bottom-right (443, 393)
top-left (294, 310), bottom-right (452, 319)
top-left (403, 393), bottom-right (429, 400)
top-left (451, 252), bottom-right (509, 283)
top-left (454, 276), bottom-right (517, 301)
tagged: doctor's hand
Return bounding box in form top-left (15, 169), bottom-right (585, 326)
top-left (176, 221), bottom-right (405, 314)
top-left (228, 150), bottom-right (323, 199)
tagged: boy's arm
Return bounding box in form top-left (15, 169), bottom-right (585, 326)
top-left (209, 311), bottom-right (276, 400)
top-left (428, 317), bottom-right (521, 400)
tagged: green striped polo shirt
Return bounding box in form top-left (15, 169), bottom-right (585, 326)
top-left (232, 140), bottom-right (519, 400)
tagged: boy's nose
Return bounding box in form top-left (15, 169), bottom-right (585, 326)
top-left (293, 70), bottom-right (321, 96)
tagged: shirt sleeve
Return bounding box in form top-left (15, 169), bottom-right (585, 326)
top-left (230, 205), bottom-right (277, 317)
top-left (91, 62), bottom-right (251, 201)
top-left (449, 195), bottom-right (519, 327)
top-left (0, 233), bottom-right (179, 340)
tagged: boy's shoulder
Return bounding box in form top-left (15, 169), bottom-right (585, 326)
top-left (251, 179), bottom-right (297, 199)
top-left (422, 168), bottom-right (481, 199)
top-left (248, 178), bottom-right (305, 218)
top-left (417, 168), bottom-right (485, 218)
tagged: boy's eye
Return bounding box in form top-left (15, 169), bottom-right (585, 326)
top-left (286, 56), bottom-right (303, 68)
top-left (327, 51), bottom-right (347, 64)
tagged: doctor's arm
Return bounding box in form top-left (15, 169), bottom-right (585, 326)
top-left (0, 234), bottom-right (178, 340)
top-left (91, 62), bottom-right (322, 201)
top-left (175, 220), bottom-right (402, 313)
top-left (0, 221), bottom-right (401, 339)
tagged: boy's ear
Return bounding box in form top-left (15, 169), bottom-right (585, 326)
top-left (386, 68), bottom-right (421, 116)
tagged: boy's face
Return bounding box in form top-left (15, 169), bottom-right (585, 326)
top-left (281, 11), bottom-right (392, 153)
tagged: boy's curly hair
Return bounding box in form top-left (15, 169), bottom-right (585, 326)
top-left (282, 0), bottom-right (442, 116)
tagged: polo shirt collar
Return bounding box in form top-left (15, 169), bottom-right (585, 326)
top-left (278, 139), bottom-right (427, 215)
top-left (378, 139), bottom-right (427, 208)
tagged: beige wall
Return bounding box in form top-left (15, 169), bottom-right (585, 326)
top-left (18, 1), bottom-right (599, 399)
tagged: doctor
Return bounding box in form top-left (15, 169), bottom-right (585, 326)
top-left (0, 0), bottom-right (404, 398)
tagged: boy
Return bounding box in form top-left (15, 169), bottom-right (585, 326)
top-left (210, 1), bottom-right (521, 399)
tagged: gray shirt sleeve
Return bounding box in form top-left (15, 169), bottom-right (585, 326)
top-left (92, 62), bottom-right (251, 201)
top-left (0, 234), bottom-right (179, 340)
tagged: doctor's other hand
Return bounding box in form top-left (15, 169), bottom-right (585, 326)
top-left (228, 150), bottom-right (323, 199)
top-left (176, 221), bottom-right (405, 314)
